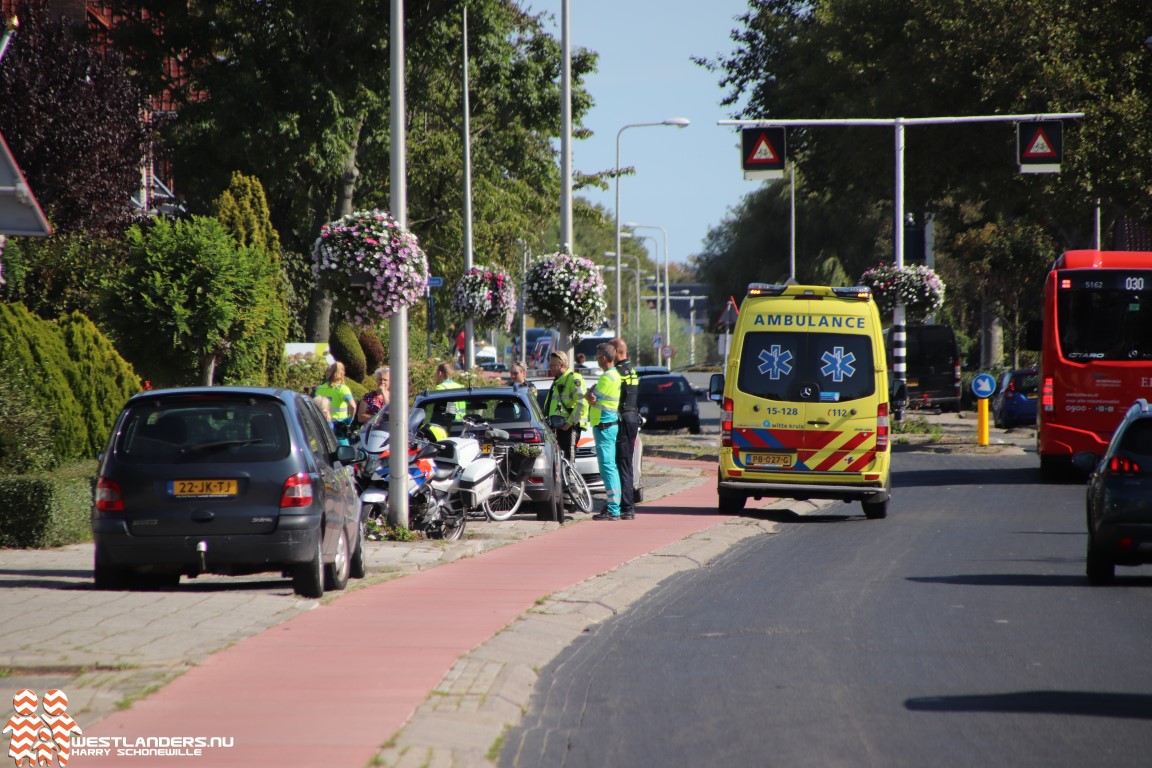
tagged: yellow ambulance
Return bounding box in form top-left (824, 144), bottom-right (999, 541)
top-left (709, 284), bottom-right (892, 519)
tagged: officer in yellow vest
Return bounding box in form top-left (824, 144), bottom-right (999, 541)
top-left (434, 361), bottom-right (467, 420)
top-left (545, 351), bottom-right (588, 465)
top-left (585, 342), bottom-right (622, 520)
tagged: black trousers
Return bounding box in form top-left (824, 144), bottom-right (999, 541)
top-left (556, 425), bottom-right (581, 464)
top-left (615, 411), bottom-right (639, 513)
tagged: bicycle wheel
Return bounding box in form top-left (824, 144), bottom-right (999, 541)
top-left (561, 457), bottom-right (592, 514)
top-left (483, 479), bottom-right (525, 521)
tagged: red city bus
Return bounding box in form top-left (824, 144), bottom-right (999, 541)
top-left (1038, 250), bottom-right (1152, 481)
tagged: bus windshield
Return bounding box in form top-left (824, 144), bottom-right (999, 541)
top-left (1056, 271), bottom-right (1152, 361)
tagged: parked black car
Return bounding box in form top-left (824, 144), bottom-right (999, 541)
top-left (1074, 399), bottom-right (1152, 584)
top-left (92, 387), bottom-right (364, 598)
top-left (637, 374), bottom-right (700, 434)
top-left (413, 384), bottom-right (563, 521)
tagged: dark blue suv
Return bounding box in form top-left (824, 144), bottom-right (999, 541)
top-left (93, 387), bottom-right (363, 597)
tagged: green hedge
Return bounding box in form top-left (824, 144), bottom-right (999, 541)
top-left (0, 462), bottom-right (96, 548)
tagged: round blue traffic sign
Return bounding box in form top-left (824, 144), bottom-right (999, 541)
top-left (971, 372), bottom-right (997, 399)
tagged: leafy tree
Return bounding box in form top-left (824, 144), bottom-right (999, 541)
top-left (107, 0), bottom-right (596, 343)
top-left (0, 1), bottom-right (150, 235)
top-left (705, 0), bottom-right (1152, 230)
top-left (212, 173), bottom-right (291, 386)
top-left (105, 216), bottom-right (283, 386)
top-left (944, 217), bottom-right (1058, 367)
top-left (695, 179), bottom-right (888, 310)
top-left (0, 233), bottom-right (130, 321)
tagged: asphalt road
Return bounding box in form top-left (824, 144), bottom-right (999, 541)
top-left (501, 450), bottom-right (1152, 768)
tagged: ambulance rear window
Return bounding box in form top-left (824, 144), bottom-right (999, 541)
top-left (736, 332), bottom-right (876, 402)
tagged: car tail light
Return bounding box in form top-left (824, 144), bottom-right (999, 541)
top-left (721, 397), bottom-right (733, 448)
top-left (1042, 377), bottom-right (1054, 411)
top-left (280, 473), bottom-right (314, 508)
top-left (1006, 379), bottom-right (1017, 394)
top-left (953, 359), bottom-right (962, 384)
top-left (1109, 456), bottom-right (1142, 476)
top-left (506, 428), bottom-right (543, 443)
top-left (95, 477), bottom-right (124, 512)
top-left (877, 402), bottom-right (890, 450)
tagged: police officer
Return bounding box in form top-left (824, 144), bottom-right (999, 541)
top-left (611, 338), bottom-right (640, 520)
top-left (586, 342), bottom-right (622, 520)
top-left (434, 361), bottom-right (467, 419)
top-left (544, 351), bottom-right (587, 464)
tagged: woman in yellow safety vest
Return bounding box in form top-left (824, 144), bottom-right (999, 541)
top-left (585, 342), bottom-right (622, 520)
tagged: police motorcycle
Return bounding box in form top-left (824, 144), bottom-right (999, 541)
top-left (358, 409), bottom-right (498, 540)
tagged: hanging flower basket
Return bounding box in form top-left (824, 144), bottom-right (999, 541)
top-left (312, 209), bottom-right (428, 326)
top-left (452, 265), bottom-right (517, 332)
top-left (859, 263), bottom-right (945, 323)
top-left (524, 253), bottom-right (607, 336)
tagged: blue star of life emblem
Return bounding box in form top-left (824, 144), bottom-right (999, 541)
top-left (758, 345), bottom-right (794, 380)
top-left (820, 346), bottom-right (856, 382)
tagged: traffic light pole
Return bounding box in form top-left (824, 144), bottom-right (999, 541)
top-left (720, 112), bottom-right (1084, 417)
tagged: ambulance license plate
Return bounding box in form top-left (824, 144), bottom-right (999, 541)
top-left (745, 453), bottom-right (793, 469)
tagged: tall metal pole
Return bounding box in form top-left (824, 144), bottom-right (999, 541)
top-left (788, 165), bottom-right (796, 283)
top-left (892, 118), bottom-right (906, 414)
top-left (519, 239), bottom-right (528, 366)
top-left (625, 223), bottom-right (670, 365)
top-left (462, 6), bottom-right (475, 370)
top-left (388, 0), bottom-right (410, 529)
top-left (613, 119), bottom-right (689, 334)
top-left (559, 0), bottom-right (573, 253)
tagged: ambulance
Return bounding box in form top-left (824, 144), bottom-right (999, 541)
top-left (708, 284), bottom-right (892, 519)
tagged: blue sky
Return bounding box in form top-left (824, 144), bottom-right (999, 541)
top-left (538, 0), bottom-right (753, 266)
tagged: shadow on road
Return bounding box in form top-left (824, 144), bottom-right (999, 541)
top-left (893, 466), bottom-right (1050, 488)
top-left (908, 572), bottom-right (1152, 588)
top-left (906, 690), bottom-right (1152, 720)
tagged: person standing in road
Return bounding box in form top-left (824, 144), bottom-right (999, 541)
top-left (544, 351), bottom-right (587, 465)
top-left (585, 342), bottom-right (622, 520)
top-left (611, 338), bottom-right (640, 520)
top-left (357, 366), bottom-right (390, 424)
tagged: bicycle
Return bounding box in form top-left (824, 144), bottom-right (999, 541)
top-left (559, 454), bottom-right (592, 513)
top-left (481, 440), bottom-right (528, 521)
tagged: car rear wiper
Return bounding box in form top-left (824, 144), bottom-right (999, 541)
top-left (179, 439), bottom-right (262, 455)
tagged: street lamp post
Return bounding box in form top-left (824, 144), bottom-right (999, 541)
top-left (624, 222), bottom-right (671, 365)
top-left (613, 119), bottom-right (689, 333)
top-left (622, 231), bottom-right (660, 355)
top-left (602, 256), bottom-right (648, 362)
